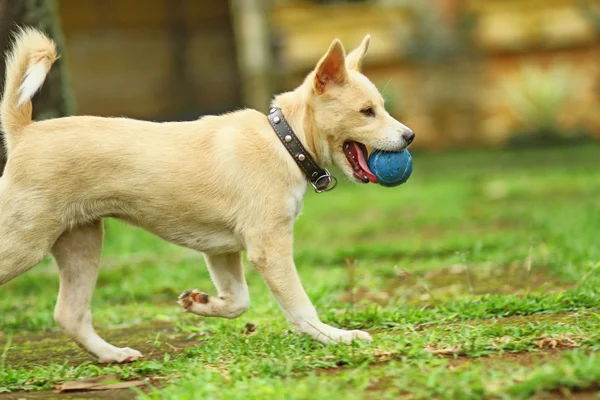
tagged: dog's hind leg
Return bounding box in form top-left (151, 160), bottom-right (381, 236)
top-left (177, 252), bottom-right (250, 319)
top-left (0, 183), bottom-right (60, 285)
top-left (51, 220), bottom-right (143, 363)
top-left (0, 226), bottom-right (52, 285)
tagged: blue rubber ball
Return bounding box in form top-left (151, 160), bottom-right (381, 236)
top-left (367, 149), bottom-right (413, 187)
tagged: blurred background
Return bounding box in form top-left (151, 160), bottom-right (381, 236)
top-left (1, 3), bottom-right (600, 382)
top-left (1, 0), bottom-right (600, 171)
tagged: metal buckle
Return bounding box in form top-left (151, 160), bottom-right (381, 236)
top-left (311, 170), bottom-right (338, 193)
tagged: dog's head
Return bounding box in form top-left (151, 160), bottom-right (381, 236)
top-left (305, 35), bottom-right (414, 184)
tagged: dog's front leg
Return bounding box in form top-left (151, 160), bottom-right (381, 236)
top-left (247, 231), bottom-right (372, 344)
top-left (177, 252), bottom-right (250, 319)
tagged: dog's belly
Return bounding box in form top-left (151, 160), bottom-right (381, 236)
top-left (170, 228), bottom-right (243, 254)
top-left (142, 222), bottom-right (243, 254)
top-left (83, 198), bottom-right (244, 254)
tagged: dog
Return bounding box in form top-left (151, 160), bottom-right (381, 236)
top-left (0, 28), bottom-right (414, 363)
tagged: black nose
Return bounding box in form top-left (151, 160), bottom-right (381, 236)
top-left (402, 130), bottom-right (415, 144)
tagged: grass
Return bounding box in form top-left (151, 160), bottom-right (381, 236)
top-left (0, 144), bottom-right (599, 399)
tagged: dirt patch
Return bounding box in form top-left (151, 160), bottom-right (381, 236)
top-left (537, 388), bottom-right (600, 400)
top-left (0, 321), bottom-right (205, 369)
top-left (393, 263), bottom-right (572, 302)
top-left (315, 344), bottom-right (589, 398)
top-left (0, 386), bottom-right (150, 400)
top-left (410, 311), bottom-right (586, 333)
top-left (358, 349), bottom-right (580, 397)
top-left (474, 312), bottom-right (581, 328)
top-left (317, 346), bottom-right (574, 377)
top-left (340, 263), bottom-right (573, 305)
top-left (447, 348), bottom-right (565, 370)
top-left (362, 349), bottom-right (588, 398)
top-left (338, 285), bottom-right (391, 305)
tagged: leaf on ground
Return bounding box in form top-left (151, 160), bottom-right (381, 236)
top-left (373, 348), bottom-right (393, 360)
top-left (56, 375), bottom-right (146, 393)
top-left (243, 322), bottom-right (257, 336)
top-left (490, 335), bottom-right (513, 349)
top-left (425, 343), bottom-right (463, 355)
top-left (534, 336), bottom-right (581, 349)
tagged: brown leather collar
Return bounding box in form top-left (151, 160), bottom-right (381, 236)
top-left (267, 107), bottom-right (337, 193)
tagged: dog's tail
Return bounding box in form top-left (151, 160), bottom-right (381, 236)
top-left (1, 27), bottom-right (57, 152)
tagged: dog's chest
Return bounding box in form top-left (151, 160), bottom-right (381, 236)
top-left (288, 182), bottom-right (307, 220)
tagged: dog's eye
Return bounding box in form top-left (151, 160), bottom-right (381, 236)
top-left (360, 107), bottom-right (375, 117)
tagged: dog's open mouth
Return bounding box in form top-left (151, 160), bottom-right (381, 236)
top-left (343, 141), bottom-right (378, 184)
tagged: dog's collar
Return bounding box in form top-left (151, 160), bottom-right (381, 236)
top-left (267, 107), bottom-right (337, 193)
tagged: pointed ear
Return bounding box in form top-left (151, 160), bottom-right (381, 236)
top-left (345, 35), bottom-right (371, 71)
top-left (313, 39), bottom-right (348, 95)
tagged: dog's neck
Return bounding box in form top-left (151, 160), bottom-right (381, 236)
top-left (271, 90), bottom-right (332, 168)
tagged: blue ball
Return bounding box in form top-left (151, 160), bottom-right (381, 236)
top-left (368, 149), bottom-right (413, 187)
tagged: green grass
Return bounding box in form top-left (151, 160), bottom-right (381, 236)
top-left (1, 144), bottom-right (600, 399)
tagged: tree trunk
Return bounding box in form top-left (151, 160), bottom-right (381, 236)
top-left (230, 0), bottom-right (273, 113)
top-left (0, 0), bottom-right (74, 175)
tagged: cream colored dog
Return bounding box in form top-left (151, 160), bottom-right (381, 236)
top-left (0, 28), bottom-right (414, 363)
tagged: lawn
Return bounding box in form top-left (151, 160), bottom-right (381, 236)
top-left (1, 144), bottom-right (599, 399)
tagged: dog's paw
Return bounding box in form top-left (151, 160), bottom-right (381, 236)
top-left (99, 347), bottom-right (143, 364)
top-left (305, 324), bottom-right (373, 345)
top-left (178, 289), bottom-right (210, 312)
top-left (335, 329), bottom-right (373, 344)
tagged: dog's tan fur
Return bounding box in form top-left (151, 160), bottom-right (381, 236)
top-left (0, 28), bottom-right (413, 363)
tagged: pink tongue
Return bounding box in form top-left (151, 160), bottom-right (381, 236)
top-left (350, 142), bottom-right (378, 183)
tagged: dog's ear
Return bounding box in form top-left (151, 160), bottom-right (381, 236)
top-left (313, 39), bottom-right (348, 95)
top-left (346, 35), bottom-right (370, 71)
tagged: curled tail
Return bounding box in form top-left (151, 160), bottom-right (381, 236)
top-left (1, 27), bottom-right (57, 152)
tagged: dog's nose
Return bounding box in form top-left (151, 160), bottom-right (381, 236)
top-left (402, 130), bottom-right (415, 144)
